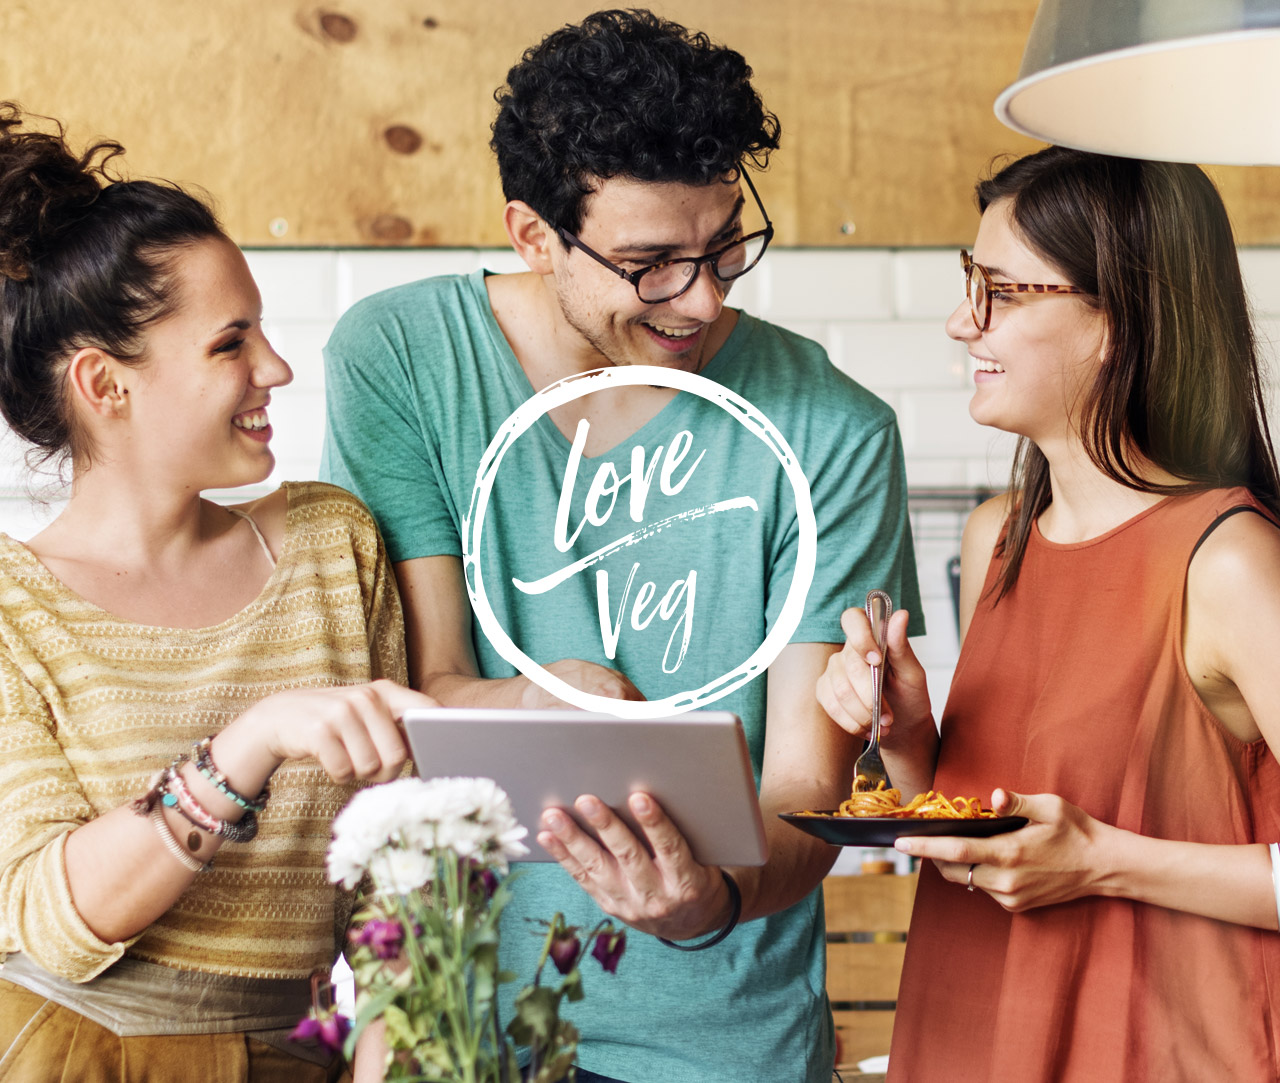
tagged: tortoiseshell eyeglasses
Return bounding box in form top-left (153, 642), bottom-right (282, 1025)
top-left (961, 250), bottom-right (1086, 331)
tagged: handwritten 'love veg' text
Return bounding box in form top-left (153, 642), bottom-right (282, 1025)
top-left (511, 419), bottom-right (757, 673)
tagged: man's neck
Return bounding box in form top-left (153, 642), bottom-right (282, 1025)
top-left (485, 271), bottom-right (586, 391)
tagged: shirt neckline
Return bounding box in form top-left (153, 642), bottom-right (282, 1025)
top-left (1031, 494), bottom-right (1175, 551)
top-left (0, 483), bottom-right (297, 633)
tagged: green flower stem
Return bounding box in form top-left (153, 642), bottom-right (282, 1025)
top-left (390, 891), bottom-right (455, 1080)
top-left (440, 851), bottom-right (481, 1083)
top-left (530, 913), bottom-right (563, 985)
top-left (492, 995), bottom-right (507, 1083)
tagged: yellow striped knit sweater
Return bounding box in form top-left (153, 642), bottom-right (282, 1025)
top-left (0, 482), bottom-right (407, 983)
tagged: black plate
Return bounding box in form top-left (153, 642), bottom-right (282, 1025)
top-left (778, 811), bottom-right (1028, 848)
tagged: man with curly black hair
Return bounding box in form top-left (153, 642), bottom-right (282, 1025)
top-left (322, 10), bottom-right (921, 1082)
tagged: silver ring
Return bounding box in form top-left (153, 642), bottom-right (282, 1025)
top-left (966, 863), bottom-right (977, 892)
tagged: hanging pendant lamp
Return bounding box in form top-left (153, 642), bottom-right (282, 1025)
top-left (995, 0), bottom-right (1280, 164)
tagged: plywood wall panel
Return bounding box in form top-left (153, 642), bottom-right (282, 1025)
top-left (3, 0), bottom-right (1279, 247)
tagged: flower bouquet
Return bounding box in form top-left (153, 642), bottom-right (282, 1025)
top-left (294, 776), bottom-right (625, 1083)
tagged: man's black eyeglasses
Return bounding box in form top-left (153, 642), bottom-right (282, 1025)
top-left (555, 171), bottom-right (774, 305)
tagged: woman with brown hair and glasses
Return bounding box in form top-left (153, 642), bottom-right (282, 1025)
top-left (818, 145), bottom-right (1280, 1081)
top-left (0, 104), bottom-right (434, 1081)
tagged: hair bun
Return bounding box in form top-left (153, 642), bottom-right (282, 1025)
top-left (0, 102), bottom-right (123, 282)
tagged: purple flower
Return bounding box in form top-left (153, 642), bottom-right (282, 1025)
top-left (289, 1008), bottom-right (351, 1058)
top-left (548, 928), bottom-right (581, 975)
top-left (591, 928), bottom-right (626, 974)
top-left (462, 858), bottom-right (500, 900)
top-left (350, 918), bottom-right (405, 960)
top-left (475, 867), bottom-right (499, 899)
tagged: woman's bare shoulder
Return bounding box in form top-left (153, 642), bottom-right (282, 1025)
top-left (1184, 506), bottom-right (1280, 743)
top-left (1188, 505), bottom-right (1280, 585)
top-left (957, 493), bottom-right (1013, 642)
top-left (961, 492), bottom-right (1014, 559)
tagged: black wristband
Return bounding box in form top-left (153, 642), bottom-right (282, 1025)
top-left (658, 870), bottom-right (741, 951)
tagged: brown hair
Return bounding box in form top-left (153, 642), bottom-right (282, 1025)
top-left (0, 103), bottom-right (223, 471)
top-left (977, 146), bottom-right (1280, 599)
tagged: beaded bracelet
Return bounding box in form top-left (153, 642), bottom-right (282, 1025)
top-left (164, 766), bottom-right (259, 843)
top-left (149, 804), bottom-right (207, 873)
top-left (192, 736), bottom-right (270, 813)
top-left (658, 870), bottom-right (741, 952)
top-left (130, 755), bottom-right (190, 817)
top-left (130, 748), bottom-right (261, 843)
top-left (158, 782), bottom-right (210, 857)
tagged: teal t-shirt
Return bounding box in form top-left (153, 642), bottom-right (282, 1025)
top-left (321, 270), bottom-right (922, 1083)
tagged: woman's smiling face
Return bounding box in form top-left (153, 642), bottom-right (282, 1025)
top-left (122, 237), bottom-right (293, 490)
top-left (946, 198), bottom-right (1107, 447)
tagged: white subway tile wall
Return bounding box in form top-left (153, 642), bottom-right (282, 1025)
top-left (5, 246), bottom-right (1279, 705)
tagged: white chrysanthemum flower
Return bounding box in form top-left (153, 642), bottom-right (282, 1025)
top-left (326, 841), bottom-right (369, 892)
top-left (326, 776), bottom-right (529, 890)
top-left (435, 816), bottom-right (489, 859)
top-left (367, 847), bottom-right (436, 895)
top-left (493, 820), bottom-right (531, 862)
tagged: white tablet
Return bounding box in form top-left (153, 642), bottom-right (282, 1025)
top-left (402, 708), bottom-right (767, 866)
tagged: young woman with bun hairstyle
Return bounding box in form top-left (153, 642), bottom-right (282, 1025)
top-left (0, 104), bottom-right (433, 1081)
top-left (819, 147), bottom-right (1280, 1081)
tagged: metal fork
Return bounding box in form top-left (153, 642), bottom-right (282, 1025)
top-left (852, 589), bottom-right (894, 793)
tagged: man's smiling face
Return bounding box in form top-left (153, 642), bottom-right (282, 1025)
top-left (547, 175), bottom-right (747, 372)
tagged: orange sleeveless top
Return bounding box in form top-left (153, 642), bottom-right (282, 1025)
top-left (889, 488), bottom-right (1280, 1083)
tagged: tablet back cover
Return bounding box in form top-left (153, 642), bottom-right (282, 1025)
top-left (403, 708), bottom-right (767, 866)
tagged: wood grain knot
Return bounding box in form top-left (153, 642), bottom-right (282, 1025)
top-left (384, 125), bottom-right (423, 155)
top-left (319, 12), bottom-right (357, 43)
top-left (368, 215), bottom-right (413, 242)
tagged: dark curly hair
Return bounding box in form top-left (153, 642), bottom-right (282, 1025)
top-left (0, 102), bottom-right (223, 470)
top-left (490, 8), bottom-right (780, 234)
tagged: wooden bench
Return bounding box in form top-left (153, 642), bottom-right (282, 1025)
top-left (824, 872), bottom-right (917, 1080)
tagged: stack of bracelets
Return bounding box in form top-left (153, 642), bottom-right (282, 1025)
top-left (132, 736), bottom-right (271, 872)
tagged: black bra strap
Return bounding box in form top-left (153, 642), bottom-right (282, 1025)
top-left (1189, 504), bottom-right (1279, 564)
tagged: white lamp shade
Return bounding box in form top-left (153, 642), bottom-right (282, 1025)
top-left (996, 0), bottom-right (1280, 164)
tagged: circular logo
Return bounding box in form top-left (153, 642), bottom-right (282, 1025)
top-left (462, 365), bottom-right (815, 719)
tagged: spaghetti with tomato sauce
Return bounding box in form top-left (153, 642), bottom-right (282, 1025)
top-left (803, 780), bottom-right (997, 819)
